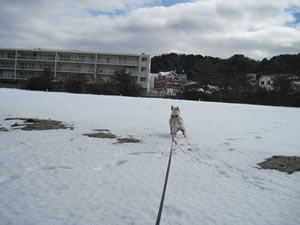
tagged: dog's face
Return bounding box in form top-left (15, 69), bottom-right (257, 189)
top-left (171, 105), bottom-right (180, 118)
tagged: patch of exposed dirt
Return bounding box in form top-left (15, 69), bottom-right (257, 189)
top-left (83, 129), bottom-right (141, 144)
top-left (0, 127), bottom-right (9, 132)
top-left (115, 138), bottom-right (141, 144)
top-left (83, 130), bottom-right (116, 139)
top-left (93, 129), bottom-right (110, 132)
top-left (5, 118), bottom-right (71, 131)
top-left (258, 156), bottom-right (300, 174)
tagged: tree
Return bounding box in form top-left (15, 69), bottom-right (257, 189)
top-left (272, 74), bottom-right (293, 94)
top-left (192, 57), bottom-right (219, 86)
top-left (111, 70), bottom-right (142, 96)
top-left (26, 67), bottom-right (54, 91)
top-left (64, 74), bottom-right (87, 93)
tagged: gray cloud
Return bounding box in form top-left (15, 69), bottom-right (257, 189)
top-left (0, 0), bottom-right (300, 60)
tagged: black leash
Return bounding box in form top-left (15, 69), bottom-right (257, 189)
top-left (155, 125), bottom-right (176, 225)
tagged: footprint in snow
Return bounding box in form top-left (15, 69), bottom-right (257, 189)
top-left (94, 159), bottom-right (129, 171)
top-left (164, 205), bottom-right (183, 216)
top-left (10, 174), bottom-right (21, 180)
top-left (0, 174), bottom-right (21, 184)
top-left (43, 166), bottom-right (73, 170)
top-left (223, 142), bottom-right (230, 146)
top-left (43, 166), bottom-right (57, 170)
top-left (129, 151), bottom-right (156, 156)
top-left (226, 138), bottom-right (243, 141)
top-left (115, 159), bottom-right (128, 166)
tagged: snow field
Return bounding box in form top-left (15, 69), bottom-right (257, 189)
top-left (0, 88), bottom-right (300, 225)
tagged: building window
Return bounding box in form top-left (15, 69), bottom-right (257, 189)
top-left (140, 77), bottom-right (146, 82)
top-left (141, 57), bottom-right (147, 62)
top-left (141, 67), bottom-right (147, 72)
top-left (125, 66), bottom-right (138, 76)
top-left (267, 81), bottom-right (271, 85)
top-left (260, 81), bottom-right (264, 85)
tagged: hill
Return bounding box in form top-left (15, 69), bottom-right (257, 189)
top-left (151, 53), bottom-right (300, 78)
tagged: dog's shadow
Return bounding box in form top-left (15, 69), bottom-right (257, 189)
top-left (153, 133), bottom-right (185, 139)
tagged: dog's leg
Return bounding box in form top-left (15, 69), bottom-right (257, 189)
top-left (175, 128), bottom-right (179, 137)
top-left (169, 118), bottom-right (173, 135)
top-left (181, 128), bottom-right (186, 138)
top-left (169, 122), bottom-right (173, 135)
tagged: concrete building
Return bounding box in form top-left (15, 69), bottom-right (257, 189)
top-left (0, 48), bottom-right (151, 94)
top-left (147, 73), bottom-right (159, 96)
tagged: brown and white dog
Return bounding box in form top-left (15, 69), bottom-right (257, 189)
top-left (169, 105), bottom-right (186, 138)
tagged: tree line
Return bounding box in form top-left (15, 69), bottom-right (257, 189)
top-left (25, 68), bottom-right (142, 97)
top-left (151, 53), bottom-right (300, 107)
top-left (151, 53), bottom-right (300, 77)
top-left (23, 52), bottom-right (300, 107)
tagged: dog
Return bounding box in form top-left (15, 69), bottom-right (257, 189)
top-left (169, 105), bottom-right (186, 138)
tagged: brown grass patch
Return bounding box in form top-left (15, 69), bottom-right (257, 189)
top-left (6, 118), bottom-right (71, 131)
top-left (83, 130), bottom-right (116, 139)
top-left (258, 156), bottom-right (300, 174)
top-left (115, 137), bottom-right (141, 144)
top-left (0, 127), bottom-right (9, 132)
top-left (83, 129), bottom-right (141, 144)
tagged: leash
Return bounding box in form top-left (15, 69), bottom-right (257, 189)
top-left (155, 122), bottom-right (176, 225)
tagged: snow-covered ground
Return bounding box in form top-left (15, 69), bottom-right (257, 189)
top-left (0, 88), bottom-right (299, 225)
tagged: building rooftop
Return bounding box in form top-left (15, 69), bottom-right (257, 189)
top-left (0, 48), bottom-right (150, 57)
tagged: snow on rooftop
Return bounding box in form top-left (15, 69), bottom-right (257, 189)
top-left (158, 71), bottom-right (178, 76)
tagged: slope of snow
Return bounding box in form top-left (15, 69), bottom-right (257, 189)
top-left (0, 88), bottom-right (299, 225)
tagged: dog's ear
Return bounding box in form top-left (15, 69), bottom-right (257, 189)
top-left (171, 105), bottom-right (174, 110)
top-left (176, 106), bottom-right (180, 111)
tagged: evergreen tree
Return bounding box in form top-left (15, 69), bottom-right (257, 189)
top-left (26, 67), bottom-right (54, 91)
top-left (272, 74), bottom-right (293, 94)
top-left (64, 74), bottom-right (87, 93)
top-left (111, 70), bottom-right (142, 96)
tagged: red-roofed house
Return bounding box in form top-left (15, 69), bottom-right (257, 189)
top-left (154, 71), bottom-right (181, 96)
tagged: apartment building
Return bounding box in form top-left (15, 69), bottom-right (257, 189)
top-left (0, 48), bottom-right (151, 93)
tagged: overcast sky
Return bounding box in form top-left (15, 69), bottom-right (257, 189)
top-left (1, 0), bottom-right (300, 60)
